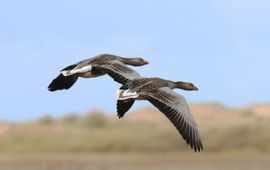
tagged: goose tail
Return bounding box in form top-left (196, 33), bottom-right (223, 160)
top-left (48, 74), bottom-right (78, 91)
top-left (116, 89), bottom-right (139, 100)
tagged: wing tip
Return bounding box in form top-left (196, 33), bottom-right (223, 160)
top-left (193, 139), bottom-right (204, 152)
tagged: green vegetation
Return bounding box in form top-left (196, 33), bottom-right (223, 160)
top-left (38, 115), bottom-right (55, 125)
top-left (82, 111), bottom-right (108, 128)
top-left (0, 109), bottom-right (270, 154)
top-left (1, 153), bottom-right (269, 170)
top-left (243, 110), bottom-right (254, 117)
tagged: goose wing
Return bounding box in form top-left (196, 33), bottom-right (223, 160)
top-left (94, 60), bottom-right (141, 85)
top-left (146, 87), bottom-right (203, 152)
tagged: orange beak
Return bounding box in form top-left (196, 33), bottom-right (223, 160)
top-left (143, 60), bottom-right (149, 65)
top-left (193, 86), bottom-right (199, 91)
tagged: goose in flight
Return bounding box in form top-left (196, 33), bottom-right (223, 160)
top-left (48, 54), bottom-right (149, 91)
top-left (95, 63), bottom-right (203, 152)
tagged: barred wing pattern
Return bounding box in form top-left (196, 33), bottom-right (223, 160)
top-left (95, 60), bottom-right (141, 85)
top-left (147, 87), bottom-right (203, 152)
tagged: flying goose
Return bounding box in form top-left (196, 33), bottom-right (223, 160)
top-left (95, 64), bottom-right (203, 152)
top-left (48, 54), bottom-right (149, 91)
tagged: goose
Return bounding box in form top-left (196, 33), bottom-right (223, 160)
top-left (48, 54), bottom-right (149, 91)
top-left (95, 63), bottom-right (203, 152)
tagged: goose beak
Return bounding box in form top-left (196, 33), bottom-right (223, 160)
top-left (143, 60), bottom-right (149, 65)
top-left (193, 86), bottom-right (199, 91)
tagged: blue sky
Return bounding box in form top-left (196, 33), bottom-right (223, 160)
top-left (1, 0), bottom-right (269, 121)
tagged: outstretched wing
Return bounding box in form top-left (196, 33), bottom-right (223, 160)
top-left (147, 87), bottom-right (203, 152)
top-left (94, 60), bottom-right (141, 85)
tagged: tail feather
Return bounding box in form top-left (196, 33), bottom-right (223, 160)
top-left (48, 74), bottom-right (78, 91)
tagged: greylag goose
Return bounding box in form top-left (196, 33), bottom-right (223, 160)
top-left (95, 64), bottom-right (203, 152)
top-left (48, 54), bottom-right (149, 91)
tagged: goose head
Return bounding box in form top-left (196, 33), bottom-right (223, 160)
top-left (175, 81), bottom-right (199, 91)
top-left (122, 57), bottom-right (149, 66)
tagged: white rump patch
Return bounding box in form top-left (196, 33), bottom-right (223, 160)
top-left (61, 65), bottom-right (92, 76)
top-left (61, 70), bottom-right (71, 76)
top-left (116, 89), bottom-right (139, 100)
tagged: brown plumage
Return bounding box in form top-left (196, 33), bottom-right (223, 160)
top-left (48, 54), bottom-right (148, 91)
top-left (97, 65), bottom-right (203, 152)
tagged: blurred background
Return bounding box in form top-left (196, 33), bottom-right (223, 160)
top-left (1, 0), bottom-right (270, 169)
